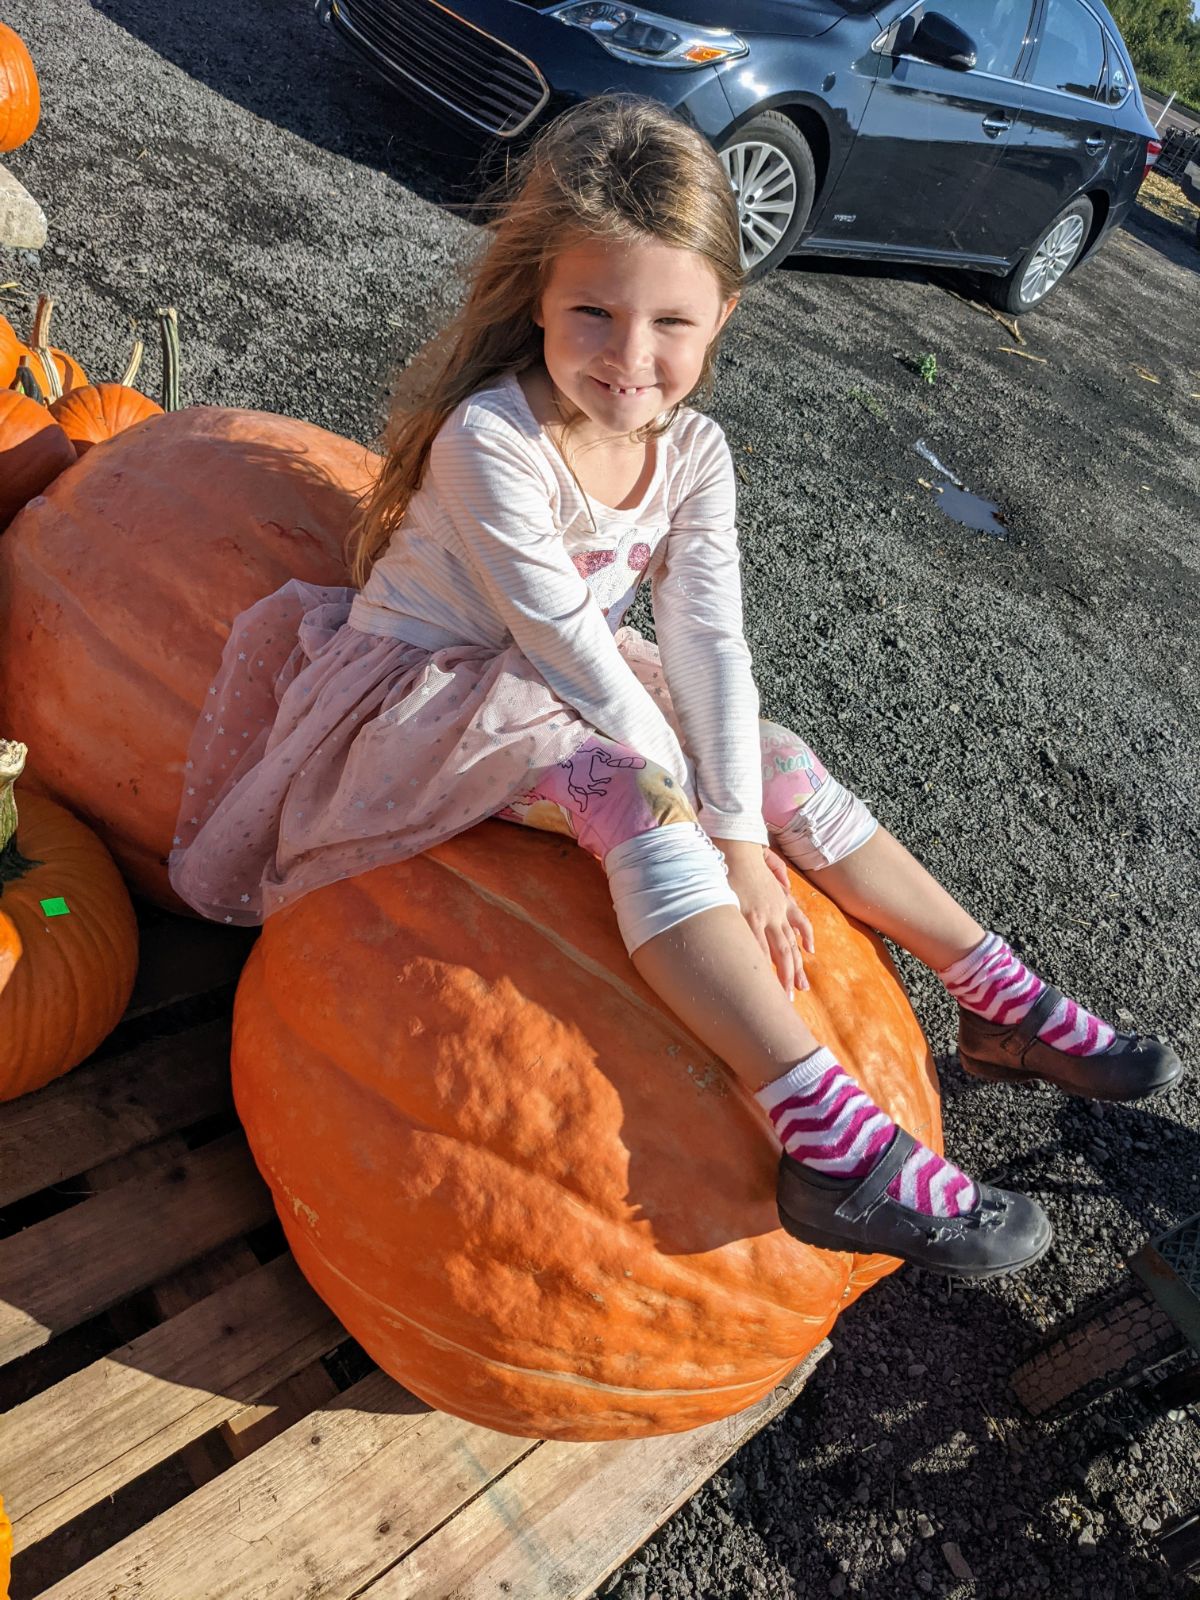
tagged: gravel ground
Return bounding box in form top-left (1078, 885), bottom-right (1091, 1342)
top-left (4, 2), bottom-right (1200, 1596)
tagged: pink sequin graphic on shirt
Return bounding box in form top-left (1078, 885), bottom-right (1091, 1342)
top-left (571, 550), bottom-right (616, 578)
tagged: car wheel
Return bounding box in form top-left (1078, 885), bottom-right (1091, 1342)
top-left (985, 196), bottom-right (1094, 314)
top-left (718, 112), bottom-right (816, 280)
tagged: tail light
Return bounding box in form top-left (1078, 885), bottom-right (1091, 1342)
top-left (1144, 137), bottom-right (1162, 180)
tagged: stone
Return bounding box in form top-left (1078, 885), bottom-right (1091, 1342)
top-left (0, 162), bottom-right (47, 250)
top-left (942, 1541), bottom-right (975, 1582)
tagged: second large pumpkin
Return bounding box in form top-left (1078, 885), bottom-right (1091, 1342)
top-left (0, 406), bottom-right (377, 902)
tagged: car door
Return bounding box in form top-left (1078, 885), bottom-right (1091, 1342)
top-left (964, 0), bottom-right (1114, 253)
top-left (809, 0), bottom-right (1038, 259)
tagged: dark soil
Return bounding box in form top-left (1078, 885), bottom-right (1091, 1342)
top-left (4, 2), bottom-right (1199, 1596)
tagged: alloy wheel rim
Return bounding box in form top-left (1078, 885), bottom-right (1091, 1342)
top-left (719, 141), bottom-right (798, 270)
top-left (1019, 213), bottom-right (1087, 304)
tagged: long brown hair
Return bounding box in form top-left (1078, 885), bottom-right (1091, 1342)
top-left (348, 94), bottom-right (744, 584)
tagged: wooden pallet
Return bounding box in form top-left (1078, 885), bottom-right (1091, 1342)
top-left (0, 910), bottom-right (827, 1600)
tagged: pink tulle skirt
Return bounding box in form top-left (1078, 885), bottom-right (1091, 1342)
top-left (168, 580), bottom-right (681, 925)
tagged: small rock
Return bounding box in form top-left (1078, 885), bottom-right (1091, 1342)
top-left (1078, 1528), bottom-right (1099, 1557)
top-left (908, 1362), bottom-right (928, 1377)
top-left (853, 1480), bottom-right (872, 1504)
top-left (915, 1575), bottom-right (934, 1595)
top-left (942, 1541), bottom-right (975, 1582)
top-left (828, 1575), bottom-right (847, 1597)
top-left (917, 1515), bottom-right (936, 1539)
top-left (616, 1577), bottom-right (647, 1600)
top-left (1141, 1513), bottom-right (1162, 1533)
top-left (890, 1537), bottom-right (906, 1564)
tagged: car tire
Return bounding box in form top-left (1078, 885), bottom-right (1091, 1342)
top-left (718, 113), bottom-right (816, 280)
top-left (985, 195), bottom-right (1094, 314)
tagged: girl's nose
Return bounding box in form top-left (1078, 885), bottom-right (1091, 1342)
top-left (603, 320), bottom-right (652, 378)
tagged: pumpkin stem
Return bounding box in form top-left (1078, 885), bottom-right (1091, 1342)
top-left (120, 335), bottom-right (145, 390)
top-left (12, 358), bottom-right (45, 404)
top-left (30, 344), bottom-right (63, 402)
top-left (28, 295), bottom-right (65, 400)
top-left (158, 306), bottom-right (180, 412)
top-left (30, 294), bottom-right (54, 350)
top-left (0, 740), bottom-right (40, 887)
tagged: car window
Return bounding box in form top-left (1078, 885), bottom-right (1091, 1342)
top-left (1103, 38), bottom-right (1130, 104)
top-left (920, 0), bottom-right (1035, 78)
top-left (1029, 0), bottom-right (1105, 98)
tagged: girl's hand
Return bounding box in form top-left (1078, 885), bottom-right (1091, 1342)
top-left (715, 840), bottom-right (816, 1000)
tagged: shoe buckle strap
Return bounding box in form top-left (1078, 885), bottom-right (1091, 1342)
top-left (835, 1128), bottom-right (916, 1223)
top-left (1003, 984), bottom-right (1064, 1058)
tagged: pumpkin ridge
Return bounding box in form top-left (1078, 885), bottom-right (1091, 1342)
top-left (294, 1232), bottom-right (799, 1400)
top-left (423, 851), bottom-right (730, 1081)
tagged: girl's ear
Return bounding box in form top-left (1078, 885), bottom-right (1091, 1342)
top-left (717, 294), bottom-right (740, 333)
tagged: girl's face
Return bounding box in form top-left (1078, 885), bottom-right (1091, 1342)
top-left (534, 237), bottom-right (738, 443)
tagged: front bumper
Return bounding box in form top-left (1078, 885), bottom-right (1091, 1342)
top-left (316, 0), bottom-right (735, 142)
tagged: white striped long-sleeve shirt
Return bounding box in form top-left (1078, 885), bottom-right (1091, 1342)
top-left (349, 369), bottom-right (766, 844)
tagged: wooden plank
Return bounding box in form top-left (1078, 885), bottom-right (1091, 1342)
top-left (3, 1255), bottom-right (342, 1549)
top-left (0, 1134), bottom-right (274, 1365)
top-left (33, 1370), bottom-right (536, 1600)
top-left (84, 1143), bottom-right (339, 1487)
top-left (124, 918), bottom-right (256, 1020)
top-left (0, 1021), bottom-right (232, 1209)
top-left (366, 1348), bottom-right (829, 1600)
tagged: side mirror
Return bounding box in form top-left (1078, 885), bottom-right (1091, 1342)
top-left (907, 12), bottom-right (977, 70)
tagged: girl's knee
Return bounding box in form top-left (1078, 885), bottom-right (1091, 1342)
top-left (759, 720), bottom-right (831, 829)
top-left (558, 741), bottom-right (696, 858)
top-left (504, 737), bottom-right (697, 860)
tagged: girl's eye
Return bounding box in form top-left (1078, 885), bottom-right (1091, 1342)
top-left (571, 307), bottom-right (690, 327)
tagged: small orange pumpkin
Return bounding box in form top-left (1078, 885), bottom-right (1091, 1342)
top-left (232, 822), bottom-right (941, 1440)
top-left (47, 309), bottom-right (174, 458)
top-left (0, 739), bottom-right (139, 1101)
top-left (0, 389), bottom-right (75, 528)
top-left (0, 313), bottom-right (23, 388)
top-left (0, 21), bottom-right (39, 154)
top-left (50, 380), bottom-right (163, 458)
top-left (0, 1489), bottom-right (11, 1599)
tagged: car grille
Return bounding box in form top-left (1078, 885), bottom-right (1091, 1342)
top-left (332, 0), bottom-right (549, 137)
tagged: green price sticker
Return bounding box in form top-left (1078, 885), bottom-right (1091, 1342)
top-left (40, 897), bottom-right (71, 918)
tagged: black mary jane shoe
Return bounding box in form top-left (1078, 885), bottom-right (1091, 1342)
top-left (776, 1129), bottom-right (1052, 1280)
top-left (957, 986), bottom-right (1183, 1103)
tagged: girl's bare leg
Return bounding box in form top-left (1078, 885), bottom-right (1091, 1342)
top-left (803, 824), bottom-right (984, 972)
top-left (632, 905), bottom-right (819, 1091)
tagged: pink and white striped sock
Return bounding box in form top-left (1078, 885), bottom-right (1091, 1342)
top-left (756, 1049), bottom-right (979, 1219)
top-left (940, 932), bottom-right (1116, 1056)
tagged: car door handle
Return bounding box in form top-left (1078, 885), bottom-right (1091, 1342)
top-left (982, 115), bottom-right (1012, 136)
top-left (1085, 133), bottom-right (1107, 151)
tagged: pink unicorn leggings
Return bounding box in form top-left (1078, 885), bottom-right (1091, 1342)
top-left (497, 720), bottom-right (877, 954)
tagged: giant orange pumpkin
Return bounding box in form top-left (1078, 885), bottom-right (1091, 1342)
top-left (0, 739), bottom-right (138, 1100)
top-left (232, 821), bottom-right (942, 1441)
top-left (0, 407), bottom-right (377, 902)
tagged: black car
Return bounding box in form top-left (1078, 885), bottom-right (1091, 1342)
top-left (315, 0), bottom-right (1161, 312)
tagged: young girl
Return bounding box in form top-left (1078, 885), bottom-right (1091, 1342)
top-left (170, 96), bottom-right (1181, 1281)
